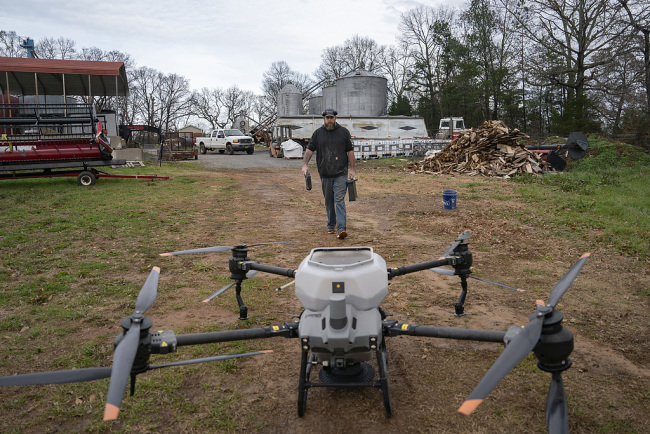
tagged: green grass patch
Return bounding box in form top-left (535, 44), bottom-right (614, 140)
top-left (512, 137), bottom-right (650, 258)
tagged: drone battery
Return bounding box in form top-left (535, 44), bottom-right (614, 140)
top-left (347, 178), bottom-right (357, 201)
top-left (305, 171), bottom-right (312, 190)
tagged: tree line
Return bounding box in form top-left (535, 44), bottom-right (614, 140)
top-left (2, 0), bottom-right (649, 138)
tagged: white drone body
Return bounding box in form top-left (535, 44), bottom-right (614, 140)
top-left (295, 247), bottom-right (388, 367)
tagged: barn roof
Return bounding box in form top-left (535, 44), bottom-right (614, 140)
top-left (0, 57), bottom-right (128, 97)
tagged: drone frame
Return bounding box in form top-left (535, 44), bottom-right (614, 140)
top-left (0, 232), bottom-right (589, 434)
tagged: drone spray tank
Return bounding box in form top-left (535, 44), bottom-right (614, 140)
top-left (294, 247), bottom-right (388, 370)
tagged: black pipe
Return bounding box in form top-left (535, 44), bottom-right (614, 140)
top-left (176, 327), bottom-right (272, 346)
top-left (247, 262), bottom-right (296, 278)
top-left (175, 322), bottom-right (299, 347)
top-left (388, 258), bottom-right (450, 279)
top-left (388, 323), bottom-right (506, 343)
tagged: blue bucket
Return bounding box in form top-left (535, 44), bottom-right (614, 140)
top-left (442, 190), bottom-right (457, 209)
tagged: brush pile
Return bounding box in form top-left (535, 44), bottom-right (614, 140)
top-left (408, 120), bottom-right (550, 177)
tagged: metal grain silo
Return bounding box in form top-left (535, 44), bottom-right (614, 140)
top-left (335, 70), bottom-right (387, 116)
top-left (277, 83), bottom-right (303, 116)
top-left (322, 85), bottom-right (337, 115)
top-left (308, 96), bottom-right (323, 115)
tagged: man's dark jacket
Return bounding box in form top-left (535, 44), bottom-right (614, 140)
top-left (307, 123), bottom-right (353, 178)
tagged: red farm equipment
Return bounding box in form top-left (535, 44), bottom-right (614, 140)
top-left (0, 102), bottom-right (167, 186)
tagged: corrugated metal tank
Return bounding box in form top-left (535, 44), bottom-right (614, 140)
top-left (322, 85), bottom-right (337, 115)
top-left (335, 70), bottom-right (387, 117)
top-left (308, 96), bottom-right (323, 115)
top-left (277, 84), bottom-right (303, 116)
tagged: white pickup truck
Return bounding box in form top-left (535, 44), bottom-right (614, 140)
top-left (195, 129), bottom-right (255, 155)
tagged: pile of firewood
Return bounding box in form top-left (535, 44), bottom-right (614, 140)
top-left (408, 120), bottom-right (550, 177)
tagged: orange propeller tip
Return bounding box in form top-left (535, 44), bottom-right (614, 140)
top-left (516, 288), bottom-right (525, 292)
top-left (580, 252), bottom-right (591, 259)
top-left (458, 399), bottom-right (482, 415)
top-left (536, 299), bottom-right (546, 306)
top-left (260, 350), bottom-right (274, 354)
top-left (438, 257), bottom-right (445, 261)
top-left (159, 253), bottom-right (172, 257)
top-left (103, 403), bottom-right (120, 421)
top-left (201, 299), bottom-right (210, 303)
top-left (153, 266), bottom-right (160, 272)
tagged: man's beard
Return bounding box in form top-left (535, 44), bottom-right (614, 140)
top-left (324, 122), bottom-right (335, 131)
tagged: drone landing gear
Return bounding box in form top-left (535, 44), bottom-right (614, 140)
top-left (234, 281), bottom-right (248, 320)
top-left (297, 342), bottom-right (392, 418)
top-left (454, 275), bottom-right (469, 317)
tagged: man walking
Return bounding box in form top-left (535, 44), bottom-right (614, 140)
top-left (302, 109), bottom-right (356, 239)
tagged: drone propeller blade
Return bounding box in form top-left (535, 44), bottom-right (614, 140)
top-left (441, 230), bottom-right (471, 257)
top-left (148, 350), bottom-right (273, 370)
top-left (246, 242), bottom-right (293, 248)
top-left (202, 282), bottom-right (236, 303)
top-left (134, 266), bottom-right (160, 314)
top-left (458, 313), bottom-right (544, 415)
top-left (0, 367), bottom-right (112, 387)
top-left (429, 267), bottom-right (455, 276)
top-left (160, 241), bottom-right (293, 257)
top-left (469, 276), bottom-right (524, 292)
top-left (546, 372), bottom-right (569, 434)
top-left (104, 267), bottom-right (161, 421)
top-left (202, 270), bottom-right (258, 303)
top-left (430, 268), bottom-right (523, 292)
top-left (103, 321), bottom-right (140, 421)
top-left (547, 253), bottom-right (590, 308)
top-left (160, 246), bottom-right (234, 256)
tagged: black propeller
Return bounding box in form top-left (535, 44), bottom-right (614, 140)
top-left (458, 253), bottom-right (590, 433)
top-left (429, 267), bottom-right (524, 292)
top-left (202, 270), bottom-right (259, 303)
top-left (0, 367), bottom-right (113, 387)
top-left (0, 351), bottom-right (273, 387)
top-left (439, 230), bottom-right (471, 258)
top-left (160, 242), bottom-right (291, 257)
top-left (148, 350), bottom-right (272, 370)
top-left (104, 266), bottom-right (160, 421)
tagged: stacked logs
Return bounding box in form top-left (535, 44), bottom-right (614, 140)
top-left (408, 120), bottom-right (550, 177)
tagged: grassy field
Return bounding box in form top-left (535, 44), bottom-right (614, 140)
top-left (0, 137), bottom-right (648, 432)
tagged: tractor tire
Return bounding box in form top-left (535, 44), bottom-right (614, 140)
top-left (77, 171), bottom-right (96, 186)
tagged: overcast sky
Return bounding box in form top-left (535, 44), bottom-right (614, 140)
top-left (3, 0), bottom-right (454, 94)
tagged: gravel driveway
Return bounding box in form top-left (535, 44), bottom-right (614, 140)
top-left (194, 148), bottom-right (307, 171)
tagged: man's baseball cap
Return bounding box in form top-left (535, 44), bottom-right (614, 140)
top-left (322, 108), bottom-right (338, 117)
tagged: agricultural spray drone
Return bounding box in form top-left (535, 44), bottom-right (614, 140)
top-left (0, 231), bottom-right (589, 433)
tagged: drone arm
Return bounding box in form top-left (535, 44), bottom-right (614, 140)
top-left (385, 321), bottom-right (506, 343)
top-left (175, 322), bottom-right (299, 347)
top-left (387, 258), bottom-right (452, 279)
top-left (241, 261), bottom-right (296, 278)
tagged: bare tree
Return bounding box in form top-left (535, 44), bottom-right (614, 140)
top-left (129, 66), bottom-right (160, 127)
top-left (262, 61), bottom-right (313, 112)
top-left (0, 30), bottom-right (26, 57)
top-left (155, 73), bottom-right (192, 133)
top-left (221, 85), bottom-right (248, 127)
top-left (398, 5), bottom-right (456, 111)
top-left (314, 35), bottom-right (386, 83)
top-left (37, 37), bottom-right (76, 60)
top-left (618, 0), bottom-right (650, 129)
top-left (381, 41), bottom-right (416, 105)
top-left (314, 45), bottom-right (348, 83)
top-left (77, 46), bottom-right (106, 61)
top-left (192, 87), bottom-right (224, 129)
top-left (509, 0), bottom-right (632, 118)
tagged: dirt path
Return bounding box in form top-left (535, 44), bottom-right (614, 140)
top-left (171, 158), bottom-right (650, 433)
